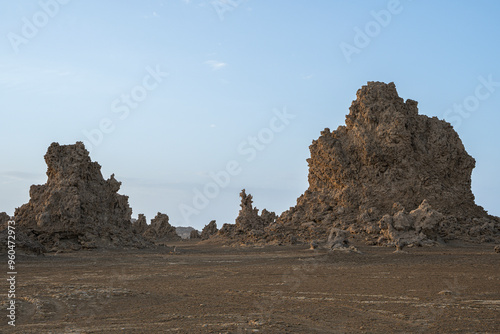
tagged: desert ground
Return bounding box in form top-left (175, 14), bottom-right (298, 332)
top-left (2, 241), bottom-right (499, 333)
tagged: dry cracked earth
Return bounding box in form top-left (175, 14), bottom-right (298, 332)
top-left (1, 241), bottom-right (499, 333)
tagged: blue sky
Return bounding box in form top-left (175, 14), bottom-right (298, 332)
top-left (1, 0), bottom-right (499, 229)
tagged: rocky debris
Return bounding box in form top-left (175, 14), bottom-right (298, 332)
top-left (190, 230), bottom-right (201, 239)
top-left (324, 228), bottom-right (358, 253)
top-left (132, 214), bottom-right (148, 234)
top-left (326, 228), bottom-right (350, 249)
top-left (201, 220), bottom-right (218, 240)
top-left (377, 200), bottom-right (444, 248)
top-left (0, 229), bottom-right (46, 255)
top-left (273, 82), bottom-right (499, 245)
top-left (12, 142), bottom-right (149, 252)
top-left (495, 246), bottom-right (500, 254)
top-left (143, 213), bottom-right (181, 243)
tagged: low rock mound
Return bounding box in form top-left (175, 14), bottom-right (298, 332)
top-left (11, 142), bottom-right (150, 252)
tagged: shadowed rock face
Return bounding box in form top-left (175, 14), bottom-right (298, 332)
top-left (275, 82), bottom-right (498, 244)
top-left (133, 214), bottom-right (148, 234)
top-left (201, 220), bottom-right (218, 240)
top-left (13, 142), bottom-right (149, 251)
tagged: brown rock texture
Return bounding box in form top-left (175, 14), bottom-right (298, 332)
top-left (215, 190), bottom-right (277, 244)
top-left (201, 220), bottom-right (218, 240)
top-left (235, 189), bottom-right (269, 232)
top-left (143, 212), bottom-right (181, 243)
top-left (274, 82), bottom-right (499, 245)
top-left (13, 142), bottom-right (149, 252)
top-left (132, 214), bottom-right (148, 235)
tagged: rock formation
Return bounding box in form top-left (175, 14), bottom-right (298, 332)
top-left (12, 142), bottom-right (149, 252)
top-left (275, 82), bottom-right (500, 245)
top-left (132, 214), bottom-right (148, 234)
top-left (201, 220), bottom-right (218, 240)
top-left (235, 190), bottom-right (275, 232)
top-left (268, 82), bottom-right (499, 246)
top-left (143, 213), bottom-right (181, 243)
top-left (215, 190), bottom-right (277, 244)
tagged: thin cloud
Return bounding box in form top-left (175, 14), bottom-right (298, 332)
top-left (205, 60), bottom-right (227, 71)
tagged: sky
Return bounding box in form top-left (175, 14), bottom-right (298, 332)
top-left (1, 0), bottom-right (499, 230)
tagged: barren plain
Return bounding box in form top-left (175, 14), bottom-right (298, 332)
top-left (2, 241), bottom-right (499, 333)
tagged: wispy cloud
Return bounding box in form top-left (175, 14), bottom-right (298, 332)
top-left (204, 60), bottom-right (227, 71)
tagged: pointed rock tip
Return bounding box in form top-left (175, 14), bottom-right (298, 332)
top-left (356, 81), bottom-right (399, 102)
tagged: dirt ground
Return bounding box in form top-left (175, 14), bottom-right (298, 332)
top-left (2, 241), bottom-right (499, 333)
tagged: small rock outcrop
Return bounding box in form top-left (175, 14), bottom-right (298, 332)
top-left (201, 220), bottom-right (218, 240)
top-left (13, 142), bottom-right (149, 252)
top-left (216, 190), bottom-right (277, 244)
top-left (143, 213), bottom-right (181, 243)
top-left (235, 190), bottom-right (267, 231)
top-left (133, 214), bottom-right (148, 234)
